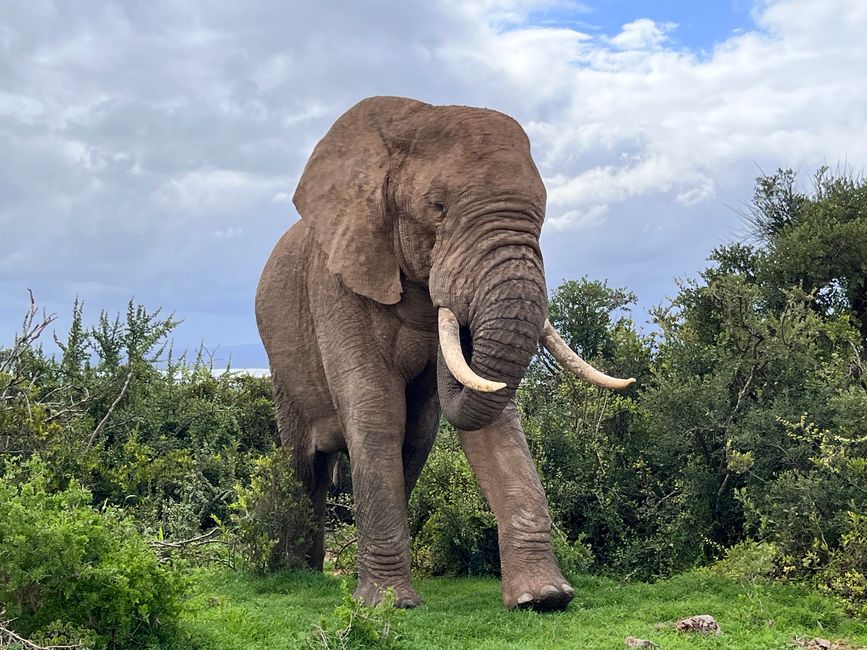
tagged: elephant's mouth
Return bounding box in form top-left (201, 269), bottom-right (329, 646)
top-left (436, 307), bottom-right (512, 431)
top-left (457, 323), bottom-right (473, 366)
top-left (438, 323), bottom-right (474, 405)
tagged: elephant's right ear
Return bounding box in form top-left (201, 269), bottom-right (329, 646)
top-left (293, 96), bottom-right (428, 305)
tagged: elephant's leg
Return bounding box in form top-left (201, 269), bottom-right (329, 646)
top-left (305, 450), bottom-right (335, 571)
top-left (346, 394), bottom-right (421, 608)
top-left (272, 372), bottom-right (332, 571)
top-left (458, 402), bottom-right (573, 611)
top-left (402, 381), bottom-right (439, 501)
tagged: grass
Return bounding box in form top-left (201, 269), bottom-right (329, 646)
top-left (173, 569), bottom-right (867, 649)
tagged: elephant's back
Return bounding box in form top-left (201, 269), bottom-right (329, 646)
top-left (257, 221), bottom-right (342, 451)
top-left (256, 220), bottom-right (310, 341)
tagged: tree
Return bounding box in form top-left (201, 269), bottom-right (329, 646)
top-left (745, 168), bottom-right (867, 344)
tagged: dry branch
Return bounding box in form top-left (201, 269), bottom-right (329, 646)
top-left (1, 291), bottom-right (57, 400)
top-left (85, 368), bottom-right (133, 450)
top-left (149, 527), bottom-right (222, 550)
top-left (0, 609), bottom-right (82, 649)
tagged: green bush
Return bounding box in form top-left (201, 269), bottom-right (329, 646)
top-left (2, 296), bottom-right (283, 551)
top-left (409, 428), bottom-right (499, 577)
top-left (304, 581), bottom-right (404, 650)
top-left (227, 447), bottom-right (314, 573)
top-left (0, 458), bottom-right (182, 649)
top-left (550, 526), bottom-right (594, 577)
top-left (818, 513), bottom-right (867, 617)
top-left (709, 540), bottom-right (779, 584)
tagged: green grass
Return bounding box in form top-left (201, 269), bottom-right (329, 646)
top-left (173, 569), bottom-right (867, 649)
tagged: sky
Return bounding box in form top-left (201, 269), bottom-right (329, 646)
top-left (2, 0), bottom-right (867, 367)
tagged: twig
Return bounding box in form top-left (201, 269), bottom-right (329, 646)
top-left (332, 536), bottom-right (358, 573)
top-left (45, 387), bottom-right (94, 422)
top-left (1, 291), bottom-right (57, 400)
top-left (149, 528), bottom-right (222, 550)
top-left (85, 368), bottom-right (133, 450)
top-left (0, 609), bottom-right (82, 649)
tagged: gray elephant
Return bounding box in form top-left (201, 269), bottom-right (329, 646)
top-left (256, 96), bottom-right (633, 611)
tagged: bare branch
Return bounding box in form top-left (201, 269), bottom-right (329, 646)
top-left (85, 368), bottom-right (133, 450)
top-left (44, 387), bottom-right (94, 423)
top-left (1, 291), bottom-right (56, 372)
top-left (0, 609), bottom-right (82, 649)
top-left (1, 292), bottom-right (57, 400)
top-left (149, 527), bottom-right (222, 550)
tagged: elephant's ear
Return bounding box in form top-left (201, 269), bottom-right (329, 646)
top-left (293, 96), bottom-right (428, 305)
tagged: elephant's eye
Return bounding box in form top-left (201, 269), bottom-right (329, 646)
top-left (432, 201), bottom-right (446, 214)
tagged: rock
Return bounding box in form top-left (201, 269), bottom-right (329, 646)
top-left (675, 614), bottom-right (721, 634)
top-left (625, 637), bottom-right (658, 648)
top-left (791, 638), bottom-right (867, 650)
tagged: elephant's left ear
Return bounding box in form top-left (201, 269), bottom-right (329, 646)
top-left (294, 97), bottom-right (427, 305)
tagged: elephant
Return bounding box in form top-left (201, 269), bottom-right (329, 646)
top-left (255, 96), bottom-right (634, 611)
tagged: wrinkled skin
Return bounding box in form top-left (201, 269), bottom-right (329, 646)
top-left (256, 96), bottom-right (573, 611)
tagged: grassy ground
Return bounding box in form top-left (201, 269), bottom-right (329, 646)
top-left (175, 569), bottom-right (867, 649)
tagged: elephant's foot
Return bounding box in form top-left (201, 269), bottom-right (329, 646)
top-left (498, 509), bottom-right (574, 611)
top-left (353, 578), bottom-right (422, 609)
top-left (501, 562), bottom-right (574, 611)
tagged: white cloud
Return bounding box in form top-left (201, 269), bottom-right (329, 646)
top-left (547, 204), bottom-right (608, 231)
top-left (453, 0), bottom-right (867, 239)
top-left (154, 169), bottom-right (289, 215)
top-left (609, 18), bottom-right (676, 50)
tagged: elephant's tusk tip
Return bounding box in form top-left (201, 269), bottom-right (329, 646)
top-left (609, 377), bottom-right (636, 390)
top-left (541, 320), bottom-right (638, 390)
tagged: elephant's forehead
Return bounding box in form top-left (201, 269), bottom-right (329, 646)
top-left (425, 106), bottom-right (529, 143)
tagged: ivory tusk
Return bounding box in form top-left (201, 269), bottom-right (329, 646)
top-left (541, 320), bottom-right (636, 390)
top-left (438, 308), bottom-right (507, 393)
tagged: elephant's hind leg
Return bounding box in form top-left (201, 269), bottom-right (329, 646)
top-left (304, 450), bottom-right (335, 571)
top-left (458, 402), bottom-right (574, 611)
top-left (272, 375), bottom-right (333, 571)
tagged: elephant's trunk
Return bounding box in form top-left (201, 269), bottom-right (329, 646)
top-left (437, 255), bottom-right (547, 431)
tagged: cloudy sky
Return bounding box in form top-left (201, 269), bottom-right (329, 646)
top-left (2, 0), bottom-right (866, 366)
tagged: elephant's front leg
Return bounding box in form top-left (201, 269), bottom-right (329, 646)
top-left (346, 397), bottom-right (422, 608)
top-left (458, 402), bottom-right (574, 611)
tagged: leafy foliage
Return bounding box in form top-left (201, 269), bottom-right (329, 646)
top-left (227, 447), bottom-right (314, 573)
top-left (409, 425), bottom-right (499, 577)
top-left (304, 582), bottom-right (404, 650)
top-left (0, 457), bottom-right (181, 649)
top-left (1, 298), bottom-right (279, 540)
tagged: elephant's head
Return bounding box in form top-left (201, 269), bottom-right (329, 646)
top-left (294, 96), bottom-right (633, 431)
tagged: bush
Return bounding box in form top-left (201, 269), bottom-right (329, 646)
top-left (409, 427), bottom-right (499, 577)
top-left (0, 458), bottom-right (182, 649)
top-left (818, 513), bottom-right (867, 617)
top-left (551, 526), bottom-right (594, 577)
top-left (304, 582), bottom-right (403, 650)
top-left (709, 540), bottom-right (779, 584)
top-left (227, 447), bottom-right (314, 573)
